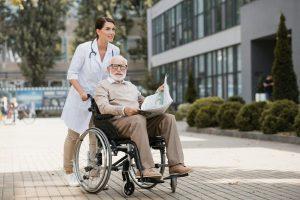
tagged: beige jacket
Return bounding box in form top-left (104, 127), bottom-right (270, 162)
top-left (94, 77), bottom-right (144, 116)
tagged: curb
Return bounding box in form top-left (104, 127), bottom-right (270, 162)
top-left (187, 127), bottom-right (300, 145)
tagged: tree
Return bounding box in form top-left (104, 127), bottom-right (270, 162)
top-left (73, 0), bottom-right (134, 52)
top-left (127, 0), bottom-right (153, 62)
top-left (10, 0), bottom-right (69, 86)
top-left (140, 71), bottom-right (160, 96)
top-left (0, 0), bottom-right (11, 46)
top-left (184, 69), bottom-right (197, 103)
top-left (272, 14), bottom-right (299, 103)
top-left (256, 75), bottom-right (265, 93)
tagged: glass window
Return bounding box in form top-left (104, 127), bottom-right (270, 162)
top-left (176, 4), bottom-right (182, 24)
top-left (207, 77), bottom-right (212, 96)
top-left (199, 55), bottom-right (205, 73)
top-left (176, 24), bottom-right (182, 45)
top-left (217, 50), bottom-right (223, 74)
top-left (206, 53), bottom-right (212, 76)
top-left (222, 48), bottom-right (227, 73)
top-left (237, 72), bottom-right (242, 96)
top-left (170, 8), bottom-right (175, 27)
top-left (228, 74), bottom-right (234, 97)
top-left (177, 61), bottom-right (183, 102)
top-left (199, 78), bottom-right (205, 97)
top-left (197, 14), bottom-right (204, 38)
top-left (215, 1), bottom-right (223, 32)
top-left (197, 0), bottom-right (204, 14)
top-left (228, 47), bottom-right (233, 72)
top-left (205, 10), bottom-right (212, 35)
top-left (237, 45), bottom-right (241, 71)
top-left (217, 76), bottom-right (223, 97)
top-left (226, 0), bottom-right (233, 28)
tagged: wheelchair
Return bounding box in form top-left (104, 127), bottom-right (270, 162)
top-left (73, 95), bottom-right (187, 196)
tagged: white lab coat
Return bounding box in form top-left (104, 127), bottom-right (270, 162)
top-left (61, 39), bottom-right (120, 134)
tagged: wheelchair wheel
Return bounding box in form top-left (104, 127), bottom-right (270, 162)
top-left (22, 112), bottom-right (36, 124)
top-left (122, 181), bottom-right (135, 197)
top-left (74, 128), bottom-right (112, 193)
top-left (129, 147), bottom-right (165, 189)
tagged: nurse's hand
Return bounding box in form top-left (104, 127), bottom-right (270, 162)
top-left (80, 92), bottom-right (89, 101)
top-left (156, 84), bottom-right (164, 92)
top-left (124, 107), bottom-right (138, 116)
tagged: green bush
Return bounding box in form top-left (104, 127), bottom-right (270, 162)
top-left (227, 96), bottom-right (246, 104)
top-left (294, 111), bottom-right (300, 137)
top-left (235, 102), bottom-right (267, 131)
top-left (260, 99), bottom-right (298, 134)
top-left (187, 97), bottom-right (224, 127)
top-left (217, 102), bottom-right (243, 129)
top-left (195, 104), bottom-right (220, 128)
top-left (175, 103), bottom-right (191, 121)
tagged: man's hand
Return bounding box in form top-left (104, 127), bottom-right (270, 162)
top-left (156, 84), bottom-right (164, 92)
top-left (80, 92), bottom-right (89, 101)
top-left (124, 107), bottom-right (138, 116)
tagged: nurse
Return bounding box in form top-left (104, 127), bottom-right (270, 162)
top-left (61, 17), bottom-right (120, 186)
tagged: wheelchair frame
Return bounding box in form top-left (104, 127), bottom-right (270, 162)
top-left (73, 95), bottom-right (183, 196)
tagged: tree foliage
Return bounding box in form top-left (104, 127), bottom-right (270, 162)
top-left (140, 71), bottom-right (160, 96)
top-left (74, 0), bottom-right (134, 51)
top-left (0, 0), bottom-right (11, 46)
top-left (74, 0), bottom-right (152, 61)
top-left (8, 0), bottom-right (70, 86)
top-left (272, 14), bottom-right (299, 103)
top-left (184, 69), bottom-right (197, 103)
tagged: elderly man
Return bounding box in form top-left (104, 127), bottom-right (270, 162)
top-left (94, 55), bottom-right (192, 179)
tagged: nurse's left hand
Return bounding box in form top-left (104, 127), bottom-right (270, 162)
top-left (80, 92), bottom-right (89, 101)
top-left (156, 84), bottom-right (164, 92)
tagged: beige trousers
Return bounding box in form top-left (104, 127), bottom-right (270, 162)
top-left (63, 121), bottom-right (96, 173)
top-left (112, 114), bottom-right (184, 169)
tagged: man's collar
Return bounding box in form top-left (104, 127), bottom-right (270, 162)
top-left (107, 76), bottom-right (127, 84)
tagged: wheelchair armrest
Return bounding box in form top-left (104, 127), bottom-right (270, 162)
top-left (95, 114), bottom-right (115, 120)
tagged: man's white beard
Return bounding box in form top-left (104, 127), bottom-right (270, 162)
top-left (110, 72), bottom-right (126, 82)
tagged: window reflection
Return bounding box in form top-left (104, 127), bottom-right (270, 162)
top-left (152, 0), bottom-right (250, 54)
top-left (151, 45), bottom-right (242, 103)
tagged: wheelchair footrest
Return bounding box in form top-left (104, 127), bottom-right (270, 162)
top-left (163, 173), bottom-right (189, 180)
top-left (138, 178), bottom-right (165, 184)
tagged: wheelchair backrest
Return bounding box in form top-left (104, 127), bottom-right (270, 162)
top-left (88, 95), bottom-right (119, 139)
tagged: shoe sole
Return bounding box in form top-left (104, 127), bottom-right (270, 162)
top-left (135, 175), bottom-right (162, 179)
top-left (169, 169), bottom-right (193, 176)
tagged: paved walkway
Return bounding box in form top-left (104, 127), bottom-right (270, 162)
top-left (0, 118), bottom-right (300, 200)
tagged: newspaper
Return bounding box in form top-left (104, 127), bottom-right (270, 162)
top-left (140, 75), bottom-right (173, 118)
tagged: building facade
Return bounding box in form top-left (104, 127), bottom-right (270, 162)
top-left (147, 0), bottom-right (300, 103)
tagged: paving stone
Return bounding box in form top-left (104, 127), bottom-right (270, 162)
top-left (0, 119), bottom-right (299, 200)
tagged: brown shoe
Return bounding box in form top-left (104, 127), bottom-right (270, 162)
top-left (135, 168), bottom-right (162, 179)
top-left (169, 164), bottom-right (193, 175)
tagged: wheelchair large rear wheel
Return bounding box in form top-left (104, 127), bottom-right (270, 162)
top-left (74, 128), bottom-right (112, 193)
top-left (129, 148), bottom-right (165, 189)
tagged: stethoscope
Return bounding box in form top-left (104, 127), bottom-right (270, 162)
top-left (89, 39), bottom-right (114, 59)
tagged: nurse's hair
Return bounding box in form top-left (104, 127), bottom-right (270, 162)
top-left (95, 17), bottom-right (115, 38)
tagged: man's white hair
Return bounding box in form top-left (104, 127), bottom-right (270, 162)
top-left (109, 55), bottom-right (128, 65)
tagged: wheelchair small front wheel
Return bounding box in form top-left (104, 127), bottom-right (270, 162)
top-left (122, 181), bottom-right (135, 197)
top-left (74, 128), bottom-right (112, 193)
top-left (129, 147), bottom-right (166, 189)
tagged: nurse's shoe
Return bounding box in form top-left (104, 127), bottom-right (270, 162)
top-left (65, 173), bottom-right (80, 187)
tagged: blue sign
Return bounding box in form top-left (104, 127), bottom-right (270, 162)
top-left (16, 90), bottom-right (43, 109)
